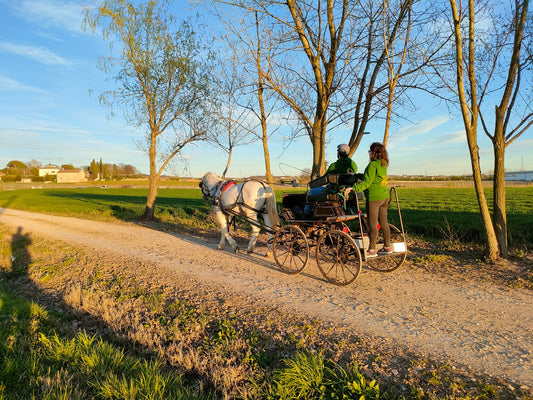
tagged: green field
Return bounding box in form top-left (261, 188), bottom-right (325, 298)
top-left (0, 185), bottom-right (531, 249)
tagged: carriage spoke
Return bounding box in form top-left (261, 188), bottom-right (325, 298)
top-left (273, 225), bottom-right (309, 275)
top-left (316, 230), bottom-right (361, 286)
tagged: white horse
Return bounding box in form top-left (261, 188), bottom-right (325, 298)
top-left (199, 172), bottom-right (280, 256)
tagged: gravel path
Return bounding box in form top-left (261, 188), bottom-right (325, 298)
top-left (1, 207), bottom-right (531, 387)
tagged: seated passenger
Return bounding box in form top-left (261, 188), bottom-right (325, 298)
top-left (326, 144), bottom-right (360, 214)
top-left (326, 144), bottom-right (357, 175)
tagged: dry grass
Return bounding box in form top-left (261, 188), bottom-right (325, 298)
top-left (1, 224), bottom-right (531, 399)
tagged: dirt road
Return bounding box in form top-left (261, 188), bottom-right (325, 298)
top-left (0, 208), bottom-right (531, 388)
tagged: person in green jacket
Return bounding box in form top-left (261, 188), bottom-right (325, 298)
top-left (326, 144), bottom-right (357, 175)
top-left (353, 142), bottom-right (392, 257)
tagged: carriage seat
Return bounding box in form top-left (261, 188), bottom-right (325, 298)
top-left (308, 174), bottom-right (363, 211)
top-left (281, 174), bottom-right (363, 221)
top-left (281, 193), bottom-right (307, 220)
top-left (308, 173), bottom-right (358, 189)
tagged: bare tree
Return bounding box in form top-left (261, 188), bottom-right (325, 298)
top-left (208, 52), bottom-right (258, 179)
top-left (217, 0), bottom-right (441, 177)
top-left (446, 0), bottom-right (532, 259)
top-left (211, 5), bottom-right (285, 184)
top-left (381, 0), bottom-right (412, 145)
top-left (84, 0), bottom-right (213, 220)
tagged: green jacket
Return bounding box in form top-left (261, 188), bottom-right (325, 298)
top-left (353, 159), bottom-right (389, 202)
top-left (326, 157), bottom-right (357, 175)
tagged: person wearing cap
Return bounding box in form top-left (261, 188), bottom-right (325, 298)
top-left (324, 143), bottom-right (359, 214)
top-left (326, 144), bottom-right (358, 175)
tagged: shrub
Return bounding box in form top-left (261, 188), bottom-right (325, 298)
top-left (270, 350), bottom-right (380, 399)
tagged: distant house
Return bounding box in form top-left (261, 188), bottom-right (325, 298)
top-left (56, 169), bottom-right (87, 183)
top-left (39, 165), bottom-right (60, 177)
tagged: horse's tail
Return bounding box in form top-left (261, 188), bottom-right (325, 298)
top-left (264, 185), bottom-right (280, 228)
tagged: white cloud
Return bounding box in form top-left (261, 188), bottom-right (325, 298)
top-left (0, 41), bottom-right (71, 66)
top-left (390, 115), bottom-right (450, 143)
top-left (16, 0), bottom-right (85, 34)
top-left (0, 73), bottom-right (48, 92)
top-left (425, 130), bottom-right (466, 146)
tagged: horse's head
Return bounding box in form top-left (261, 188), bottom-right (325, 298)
top-left (199, 172), bottom-right (221, 201)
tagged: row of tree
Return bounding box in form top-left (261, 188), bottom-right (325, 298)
top-left (88, 159), bottom-right (140, 180)
top-left (82, 0), bottom-right (531, 260)
top-left (1, 160), bottom-right (140, 182)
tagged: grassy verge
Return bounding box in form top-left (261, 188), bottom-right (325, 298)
top-left (1, 225), bottom-right (530, 399)
top-left (1, 185), bottom-right (531, 250)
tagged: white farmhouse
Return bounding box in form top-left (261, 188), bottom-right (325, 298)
top-left (38, 165), bottom-right (60, 177)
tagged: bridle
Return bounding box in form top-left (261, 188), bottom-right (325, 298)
top-left (199, 177), bottom-right (212, 199)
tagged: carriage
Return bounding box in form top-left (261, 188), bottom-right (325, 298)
top-left (271, 173), bottom-right (407, 286)
top-left (200, 172), bottom-right (407, 287)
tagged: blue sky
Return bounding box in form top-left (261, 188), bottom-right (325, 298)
top-left (1, 0), bottom-right (531, 178)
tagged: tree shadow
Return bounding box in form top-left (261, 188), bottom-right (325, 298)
top-left (0, 226), bottom-right (214, 397)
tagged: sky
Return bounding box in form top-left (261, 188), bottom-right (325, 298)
top-left (0, 0), bottom-right (531, 179)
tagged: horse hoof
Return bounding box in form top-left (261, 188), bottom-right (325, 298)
top-left (216, 246), bottom-right (223, 250)
top-left (264, 251), bottom-right (271, 258)
top-left (234, 247), bottom-right (239, 254)
top-left (246, 249), bottom-right (254, 255)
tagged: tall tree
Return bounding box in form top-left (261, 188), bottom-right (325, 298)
top-left (84, 0), bottom-right (213, 220)
top-left (446, 0), bottom-right (531, 259)
top-left (381, 0), bottom-right (412, 145)
top-left (208, 50), bottom-right (258, 179)
top-left (213, 6), bottom-right (282, 184)
top-left (218, 0), bottom-right (438, 177)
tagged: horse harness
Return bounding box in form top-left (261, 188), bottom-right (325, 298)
top-left (210, 179), bottom-right (269, 215)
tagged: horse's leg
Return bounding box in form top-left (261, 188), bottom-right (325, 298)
top-left (214, 208), bottom-right (238, 252)
top-left (246, 219), bottom-right (261, 254)
top-left (262, 213), bottom-right (274, 257)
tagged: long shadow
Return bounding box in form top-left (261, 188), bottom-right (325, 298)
top-left (1, 226), bottom-right (518, 398)
top-left (0, 226), bottom-right (215, 397)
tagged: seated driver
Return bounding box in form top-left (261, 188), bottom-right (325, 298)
top-left (326, 143), bottom-right (360, 214)
top-left (326, 144), bottom-right (357, 175)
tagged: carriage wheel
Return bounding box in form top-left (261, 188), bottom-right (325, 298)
top-left (273, 225), bottom-right (309, 274)
top-left (366, 224), bottom-right (407, 272)
top-left (316, 230), bottom-right (362, 286)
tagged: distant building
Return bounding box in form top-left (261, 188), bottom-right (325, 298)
top-left (39, 165), bottom-right (60, 177)
top-left (56, 169), bottom-right (87, 183)
top-left (504, 170), bottom-right (533, 182)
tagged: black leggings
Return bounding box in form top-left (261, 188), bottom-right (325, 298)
top-left (367, 198), bottom-right (391, 250)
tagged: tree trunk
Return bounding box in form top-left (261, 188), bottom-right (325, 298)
top-left (383, 88), bottom-right (394, 146)
top-left (311, 123), bottom-right (326, 178)
top-left (262, 133), bottom-right (274, 185)
top-left (222, 148), bottom-right (232, 179)
top-left (468, 141), bottom-right (500, 261)
top-left (256, 52), bottom-right (274, 185)
top-left (492, 120), bottom-right (508, 257)
top-left (141, 142), bottom-right (159, 221)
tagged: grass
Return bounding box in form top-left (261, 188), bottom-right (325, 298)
top-left (0, 282), bottom-right (199, 399)
top-left (1, 185), bottom-right (532, 249)
top-left (0, 228), bottom-right (202, 399)
top-left (1, 223), bottom-right (531, 399)
top-left (388, 187), bottom-right (533, 250)
top-left (1, 184), bottom-right (532, 398)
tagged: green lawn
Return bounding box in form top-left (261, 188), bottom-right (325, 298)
top-left (0, 185), bottom-right (531, 249)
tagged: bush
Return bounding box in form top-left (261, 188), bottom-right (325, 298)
top-left (270, 350), bottom-right (380, 400)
